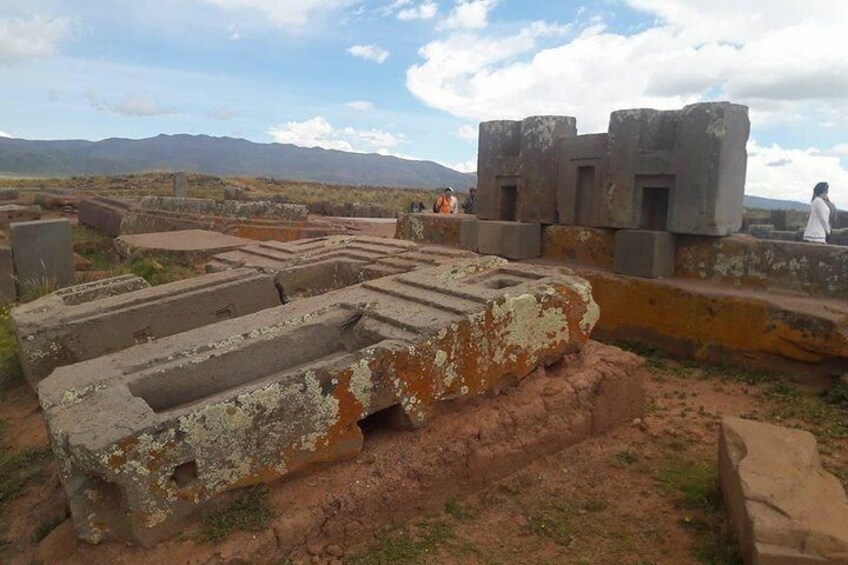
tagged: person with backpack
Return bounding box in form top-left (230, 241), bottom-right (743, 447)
top-left (433, 187), bottom-right (458, 214)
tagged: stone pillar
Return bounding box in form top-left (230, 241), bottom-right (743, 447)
top-left (10, 218), bottom-right (75, 288)
top-left (0, 246), bottom-right (15, 302)
top-left (173, 172), bottom-right (188, 198)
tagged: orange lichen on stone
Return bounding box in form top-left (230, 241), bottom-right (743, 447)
top-left (40, 256), bottom-right (597, 546)
top-left (541, 225), bottom-right (616, 269)
top-left (579, 268), bottom-right (848, 369)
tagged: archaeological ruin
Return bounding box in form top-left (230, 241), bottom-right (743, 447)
top-left (3, 103), bottom-right (846, 564)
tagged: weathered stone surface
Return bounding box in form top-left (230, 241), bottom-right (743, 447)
top-left (79, 197), bottom-right (133, 237)
top-left (13, 269), bottom-right (280, 387)
top-left (0, 246), bottom-right (15, 303)
top-left (141, 196), bottom-right (308, 222)
top-left (477, 220), bottom-right (541, 260)
top-left (541, 225), bottom-right (616, 269)
top-left (614, 230), bottom-right (675, 279)
top-left (478, 117), bottom-right (576, 224)
top-left (394, 212), bottom-right (469, 245)
top-left (719, 417), bottom-right (848, 564)
top-left (10, 218), bottom-right (75, 287)
top-left (115, 230), bottom-right (253, 264)
top-left (40, 257), bottom-right (599, 546)
top-left (173, 172), bottom-right (188, 198)
top-left (0, 204), bottom-right (41, 227)
top-left (208, 235), bottom-right (474, 299)
top-left (0, 188), bottom-right (19, 201)
top-left (581, 267), bottom-right (848, 372)
top-left (459, 218), bottom-right (479, 252)
top-left (33, 188), bottom-right (78, 210)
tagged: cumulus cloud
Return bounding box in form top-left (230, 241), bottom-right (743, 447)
top-left (746, 139), bottom-right (848, 208)
top-left (344, 100), bottom-right (375, 111)
top-left (89, 93), bottom-right (175, 117)
top-left (0, 15), bottom-right (74, 64)
top-left (398, 1), bottom-right (438, 21)
top-left (347, 44), bottom-right (390, 64)
top-left (267, 116), bottom-right (405, 153)
top-left (454, 124), bottom-right (477, 141)
top-left (201, 0), bottom-right (353, 27)
top-left (407, 2), bottom-right (848, 131)
top-left (447, 158), bottom-right (476, 173)
top-left (438, 0), bottom-right (497, 30)
top-left (0, 130), bottom-right (12, 138)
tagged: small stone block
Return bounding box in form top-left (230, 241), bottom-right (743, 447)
top-left (173, 172), bottom-right (188, 197)
top-left (460, 218), bottom-right (479, 252)
top-left (0, 247), bottom-right (15, 302)
top-left (613, 229), bottom-right (675, 279)
top-left (10, 218), bottom-right (75, 288)
top-left (477, 221), bottom-right (541, 260)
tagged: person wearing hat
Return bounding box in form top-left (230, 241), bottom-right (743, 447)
top-left (434, 186), bottom-right (458, 214)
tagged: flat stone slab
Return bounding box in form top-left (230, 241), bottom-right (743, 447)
top-left (13, 269), bottom-right (280, 387)
top-left (141, 196), bottom-right (309, 222)
top-left (0, 204), bottom-right (41, 227)
top-left (10, 218), bottom-right (75, 287)
top-left (115, 230), bottom-right (253, 264)
top-left (40, 257), bottom-right (599, 546)
top-left (719, 417), bottom-right (848, 564)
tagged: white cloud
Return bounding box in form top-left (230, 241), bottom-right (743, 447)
top-left (448, 158), bottom-right (476, 173)
top-left (0, 130), bottom-right (12, 138)
top-left (208, 105), bottom-right (236, 120)
top-left (454, 124), bottom-right (477, 141)
top-left (398, 1), bottom-right (438, 21)
top-left (347, 44), bottom-right (390, 64)
top-left (88, 93), bottom-right (175, 117)
top-left (438, 0), bottom-right (497, 31)
top-left (408, 2), bottom-right (848, 132)
top-left (344, 100), bottom-right (375, 111)
top-left (826, 144), bottom-right (848, 158)
top-left (747, 139), bottom-right (848, 209)
top-left (201, 0), bottom-right (352, 27)
top-left (267, 116), bottom-right (405, 153)
top-left (0, 15), bottom-right (74, 64)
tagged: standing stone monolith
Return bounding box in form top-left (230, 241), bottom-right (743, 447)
top-left (10, 218), bottom-right (75, 289)
top-left (173, 172), bottom-right (188, 197)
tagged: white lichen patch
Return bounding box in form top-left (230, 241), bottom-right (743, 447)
top-left (490, 293), bottom-right (570, 363)
top-left (349, 358), bottom-right (374, 414)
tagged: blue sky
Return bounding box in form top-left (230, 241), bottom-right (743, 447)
top-left (1, 0), bottom-right (847, 204)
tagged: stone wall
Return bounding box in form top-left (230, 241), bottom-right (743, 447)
top-left (141, 196), bottom-right (308, 221)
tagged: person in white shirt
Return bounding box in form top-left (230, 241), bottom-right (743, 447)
top-left (803, 182), bottom-right (833, 244)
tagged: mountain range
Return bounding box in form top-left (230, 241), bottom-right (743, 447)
top-left (0, 134), bottom-right (810, 211)
top-left (0, 134), bottom-right (476, 190)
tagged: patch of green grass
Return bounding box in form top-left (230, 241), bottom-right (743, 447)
top-left (655, 457), bottom-right (720, 512)
top-left (0, 429), bottom-right (52, 510)
top-left (201, 487), bottom-right (274, 543)
top-left (0, 308), bottom-right (23, 395)
top-left (17, 276), bottom-right (59, 303)
top-left (127, 256), bottom-right (195, 286)
top-left (614, 450), bottom-right (639, 466)
top-left (822, 381), bottom-right (848, 408)
top-left (704, 364), bottom-right (779, 385)
top-left (528, 501), bottom-right (572, 546)
top-left (762, 381), bottom-right (848, 440)
top-left (615, 342), bottom-right (669, 370)
top-left (655, 457), bottom-right (742, 565)
top-left (444, 498), bottom-right (477, 522)
top-left (347, 520), bottom-right (454, 565)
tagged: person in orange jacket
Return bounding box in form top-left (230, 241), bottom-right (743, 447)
top-left (433, 187), bottom-right (458, 214)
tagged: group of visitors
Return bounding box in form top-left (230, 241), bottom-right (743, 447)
top-left (804, 181), bottom-right (837, 244)
top-left (411, 186), bottom-right (477, 215)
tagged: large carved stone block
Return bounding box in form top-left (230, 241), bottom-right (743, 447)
top-left (40, 258), bottom-right (599, 546)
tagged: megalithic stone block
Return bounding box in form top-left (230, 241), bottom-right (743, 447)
top-left (0, 246), bottom-right (16, 303)
top-left (40, 257), bottom-right (599, 546)
top-left (12, 269), bottom-right (281, 387)
top-left (207, 235), bottom-right (475, 299)
top-left (477, 220), bottom-right (542, 260)
top-left (613, 230), bottom-right (676, 279)
top-left (10, 218), bottom-right (75, 288)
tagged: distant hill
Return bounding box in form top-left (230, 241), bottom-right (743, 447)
top-left (743, 195), bottom-right (809, 211)
top-left (0, 134), bottom-right (476, 190)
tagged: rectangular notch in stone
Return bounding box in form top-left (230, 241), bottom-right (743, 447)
top-left (575, 166), bottom-right (595, 225)
top-left (127, 309), bottom-right (384, 414)
top-left (498, 181), bottom-right (518, 221)
top-left (637, 176), bottom-right (674, 231)
top-left (465, 269), bottom-right (546, 290)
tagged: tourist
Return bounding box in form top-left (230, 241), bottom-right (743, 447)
top-left (462, 187), bottom-right (477, 214)
top-left (803, 181), bottom-right (832, 244)
top-left (434, 187), bottom-right (458, 214)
